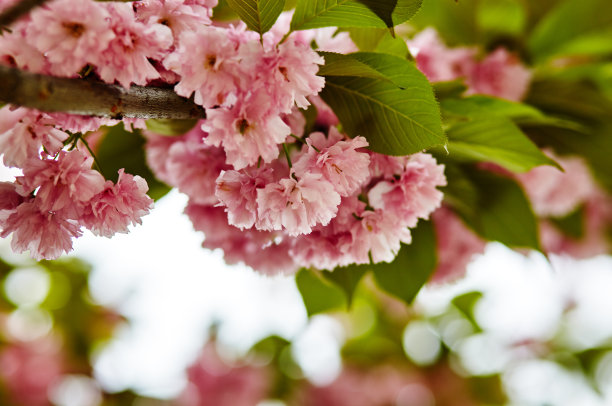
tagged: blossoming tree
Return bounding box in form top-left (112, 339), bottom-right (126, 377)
top-left (0, 0), bottom-right (611, 311)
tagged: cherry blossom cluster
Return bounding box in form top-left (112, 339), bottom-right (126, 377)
top-left (408, 28), bottom-right (532, 101)
top-left (147, 122), bottom-right (446, 274)
top-left (0, 1), bottom-right (447, 268)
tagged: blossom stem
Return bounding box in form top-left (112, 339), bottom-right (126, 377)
top-left (0, 65), bottom-right (206, 119)
top-left (0, 0), bottom-right (49, 28)
top-left (282, 143), bottom-right (292, 169)
top-left (289, 133), bottom-right (320, 152)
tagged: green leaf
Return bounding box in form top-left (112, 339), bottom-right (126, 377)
top-left (319, 52), bottom-right (419, 89)
top-left (145, 119), bottom-right (198, 136)
top-left (291, 0), bottom-right (422, 31)
top-left (452, 169), bottom-right (540, 250)
top-left (319, 54), bottom-right (445, 155)
top-left (322, 264), bottom-right (369, 306)
top-left (226, 0), bottom-right (286, 35)
top-left (372, 220), bottom-right (437, 305)
top-left (444, 117), bottom-right (559, 173)
top-left (295, 268), bottom-right (346, 316)
top-left (451, 291), bottom-right (483, 330)
top-left (441, 96), bottom-right (545, 121)
top-left (433, 81), bottom-right (468, 100)
top-left (476, 0), bottom-right (525, 36)
top-left (550, 205), bottom-right (585, 239)
top-left (528, 0), bottom-right (612, 62)
top-left (347, 27), bottom-right (411, 58)
top-left (96, 124), bottom-right (171, 201)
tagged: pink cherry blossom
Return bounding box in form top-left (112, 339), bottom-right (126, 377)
top-left (203, 93), bottom-right (290, 169)
top-left (431, 207), bottom-right (485, 284)
top-left (517, 151), bottom-right (595, 217)
top-left (0, 338), bottom-right (65, 406)
top-left (47, 113), bottom-right (117, 134)
top-left (0, 31), bottom-right (47, 73)
top-left (26, 0), bottom-right (115, 77)
top-left (216, 168), bottom-right (273, 229)
top-left (96, 2), bottom-right (173, 87)
top-left (541, 191), bottom-right (612, 258)
top-left (178, 343), bottom-right (269, 406)
top-left (368, 153), bottom-right (446, 227)
top-left (466, 48), bottom-right (532, 102)
top-left (256, 173), bottom-right (341, 236)
top-left (348, 209), bottom-right (412, 264)
top-left (0, 182), bottom-right (24, 212)
top-left (135, 0), bottom-right (212, 41)
top-left (293, 130), bottom-right (370, 197)
top-left (81, 169), bottom-right (153, 237)
top-left (164, 128), bottom-right (230, 205)
top-left (0, 200), bottom-right (82, 260)
top-left (407, 27), bottom-right (477, 83)
top-left (368, 152), bottom-right (410, 179)
top-left (0, 107), bottom-right (66, 168)
top-left (17, 150), bottom-right (106, 215)
top-left (272, 38), bottom-right (325, 110)
top-left (164, 26), bottom-right (241, 107)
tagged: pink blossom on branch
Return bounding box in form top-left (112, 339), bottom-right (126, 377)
top-left (96, 2), bottom-right (173, 87)
top-left (81, 169), bottom-right (153, 237)
top-left (256, 173), bottom-right (341, 236)
top-left (25, 0), bottom-right (115, 77)
top-left (293, 130), bottom-right (371, 197)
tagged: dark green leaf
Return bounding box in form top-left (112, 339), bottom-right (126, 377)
top-left (319, 54), bottom-right (445, 155)
top-left (226, 0), bottom-right (286, 35)
top-left (322, 264), bottom-right (369, 306)
top-left (441, 96), bottom-right (545, 121)
top-left (550, 205), bottom-right (585, 239)
top-left (433, 81), bottom-right (468, 100)
top-left (295, 268), bottom-right (346, 316)
top-left (528, 0), bottom-right (612, 62)
top-left (145, 118), bottom-right (198, 136)
top-left (96, 125), bottom-right (171, 201)
top-left (291, 0), bottom-right (422, 31)
top-left (372, 220), bottom-right (437, 305)
top-left (454, 170), bottom-right (540, 250)
top-left (444, 117), bottom-right (559, 173)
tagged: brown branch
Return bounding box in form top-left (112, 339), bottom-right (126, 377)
top-left (0, 65), bottom-right (206, 119)
top-left (0, 0), bottom-right (50, 28)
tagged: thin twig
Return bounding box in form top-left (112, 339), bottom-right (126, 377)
top-left (0, 65), bottom-right (206, 119)
top-left (0, 0), bottom-right (50, 28)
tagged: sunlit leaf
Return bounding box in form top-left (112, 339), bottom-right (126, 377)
top-left (226, 0), bottom-right (286, 34)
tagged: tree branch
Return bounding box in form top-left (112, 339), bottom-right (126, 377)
top-left (0, 65), bottom-right (206, 119)
top-left (0, 0), bottom-right (50, 28)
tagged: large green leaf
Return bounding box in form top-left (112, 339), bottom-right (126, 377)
top-left (528, 0), bottom-right (612, 62)
top-left (347, 27), bottom-right (411, 58)
top-left (226, 0), bottom-right (286, 34)
top-left (319, 55), bottom-right (445, 155)
top-left (441, 96), bottom-right (545, 122)
top-left (290, 0), bottom-right (422, 31)
top-left (448, 169), bottom-right (540, 250)
top-left (444, 117), bottom-right (559, 173)
top-left (96, 125), bottom-right (171, 201)
top-left (322, 264), bottom-right (369, 306)
top-left (295, 268), bottom-right (346, 316)
top-left (372, 221), bottom-right (437, 305)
